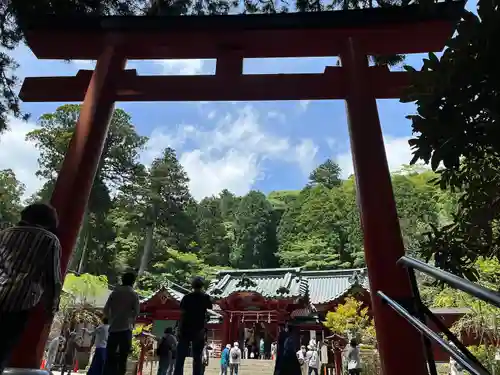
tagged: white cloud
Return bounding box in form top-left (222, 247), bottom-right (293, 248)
top-left (335, 136), bottom-right (420, 179)
top-left (294, 139), bottom-right (319, 175)
top-left (180, 150), bottom-right (261, 199)
top-left (72, 60), bottom-right (96, 68)
top-left (0, 117), bottom-right (43, 198)
top-left (70, 58), bottom-right (205, 75)
top-left (326, 137), bottom-right (336, 150)
top-left (298, 100), bottom-right (310, 112)
top-left (158, 59), bottom-right (204, 75)
top-left (145, 106), bottom-right (317, 200)
top-left (267, 111), bottom-right (286, 123)
top-left (0, 107), bottom-right (317, 202)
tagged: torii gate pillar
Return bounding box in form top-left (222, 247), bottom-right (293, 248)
top-left (342, 38), bottom-right (427, 375)
top-left (9, 44), bottom-right (126, 368)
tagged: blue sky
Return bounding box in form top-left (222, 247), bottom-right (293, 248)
top-left (0, 4), bottom-right (475, 200)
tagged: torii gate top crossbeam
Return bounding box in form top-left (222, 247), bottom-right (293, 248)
top-left (22, 1), bottom-right (464, 60)
top-left (19, 1), bottom-right (465, 103)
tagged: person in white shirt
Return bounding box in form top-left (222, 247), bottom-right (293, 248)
top-left (346, 339), bottom-right (361, 375)
top-left (297, 345), bottom-right (307, 375)
top-left (103, 272), bottom-right (140, 375)
top-left (85, 317), bottom-right (110, 375)
top-left (306, 345), bottom-right (319, 375)
top-left (308, 339), bottom-right (316, 349)
top-left (271, 342), bottom-right (277, 361)
top-left (229, 342), bottom-right (242, 375)
top-left (243, 346), bottom-right (248, 360)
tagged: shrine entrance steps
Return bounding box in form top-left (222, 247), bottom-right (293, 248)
top-left (143, 358), bottom-right (276, 375)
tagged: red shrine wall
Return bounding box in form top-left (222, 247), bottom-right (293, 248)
top-left (427, 312), bottom-right (480, 362)
top-left (140, 292), bottom-right (479, 363)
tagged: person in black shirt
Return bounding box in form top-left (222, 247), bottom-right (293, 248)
top-left (274, 323), bottom-right (289, 375)
top-left (173, 276), bottom-right (212, 375)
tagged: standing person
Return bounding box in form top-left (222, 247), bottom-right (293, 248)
top-left (157, 327), bottom-right (178, 375)
top-left (45, 336), bottom-right (63, 371)
top-left (346, 339), bottom-right (362, 375)
top-left (0, 203), bottom-right (62, 375)
top-left (274, 324), bottom-right (289, 375)
top-left (243, 346), bottom-right (248, 360)
top-left (297, 345), bottom-right (307, 375)
top-left (271, 342), bottom-right (277, 361)
top-left (281, 325), bottom-right (301, 375)
top-left (220, 344), bottom-right (231, 375)
top-left (308, 339), bottom-right (316, 349)
top-left (85, 317), bottom-right (110, 375)
top-left (201, 342), bottom-right (210, 375)
top-left (61, 331), bottom-right (78, 375)
top-left (259, 338), bottom-right (265, 360)
top-left (229, 342), bottom-right (241, 375)
top-left (173, 276), bottom-right (212, 375)
top-left (306, 345), bottom-right (319, 375)
top-left (104, 272), bottom-right (140, 375)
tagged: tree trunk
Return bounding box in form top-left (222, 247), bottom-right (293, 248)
top-left (70, 209), bottom-right (89, 273)
top-left (77, 230), bottom-right (91, 274)
top-left (138, 221), bottom-right (155, 276)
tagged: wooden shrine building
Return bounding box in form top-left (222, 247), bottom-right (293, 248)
top-left (138, 267), bottom-right (370, 354)
top-left (138, 268), bottom-right (477, 362)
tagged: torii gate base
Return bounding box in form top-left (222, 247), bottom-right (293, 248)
top-left (12, 3), bottom-right (464, 375)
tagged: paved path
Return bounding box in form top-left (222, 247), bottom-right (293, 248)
top-left (144, 358), bottom-right (275, 375)
top-left (49, 359), bottom-right (276, 375)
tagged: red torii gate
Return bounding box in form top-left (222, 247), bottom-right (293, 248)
top-left (11, 3), bottom-right (463, 375)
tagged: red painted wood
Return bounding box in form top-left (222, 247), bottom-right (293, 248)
top-left (341, 38), bottom-right (427, 375)
top-left (138, 343), bottom-right (146, 375)
top-left (9, 45), bottom-right (127, 369)
top-left (334, 349), bottom-right (343, 375)
top-left (25, 20), bottom-right (454, 60)
top-left (16, 6), bottom-right (462, 373)
top-left (222, 314), bottom-right (231, 346)
top-left (20, 67), bottom-right (419, 102)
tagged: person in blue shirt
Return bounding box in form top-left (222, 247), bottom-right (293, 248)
top-left (220, 344), bottom-right (231, 375)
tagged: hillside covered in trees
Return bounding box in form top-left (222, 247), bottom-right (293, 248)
top-left (0, 104), bottom-right (459, 292)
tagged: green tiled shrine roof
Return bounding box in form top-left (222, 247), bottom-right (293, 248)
top-left (140, 281), bottom-right (187, 304)
top-left (208, 268), bottom-right (308, 300)
top-left (207, 267), bottom-right (368, 305)
top-left (141, 267), bottom-right (368, 312)
top-left (303, 268), bottom-right (369, 305)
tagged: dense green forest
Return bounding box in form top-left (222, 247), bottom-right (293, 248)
top-left (0, 104), bottom-right (459, 291)
top-left (1, 0), bottom-right (499, 287)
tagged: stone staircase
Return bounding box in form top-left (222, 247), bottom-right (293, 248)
top-left (143, 358), bottom-right (275, 375)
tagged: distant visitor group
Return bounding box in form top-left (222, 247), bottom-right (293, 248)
top-left (0, 202), bottom-right (366, 375)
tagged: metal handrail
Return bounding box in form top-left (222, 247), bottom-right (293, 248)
top-left (378, 291), bottom-right (490, 375)
top-left (397, 256), bottom-right (500, 308)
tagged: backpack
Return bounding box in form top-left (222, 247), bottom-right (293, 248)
top-left (157, 337), bottom-right (174, 357)
top-left (231, 350), bottom-right (239, 360)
